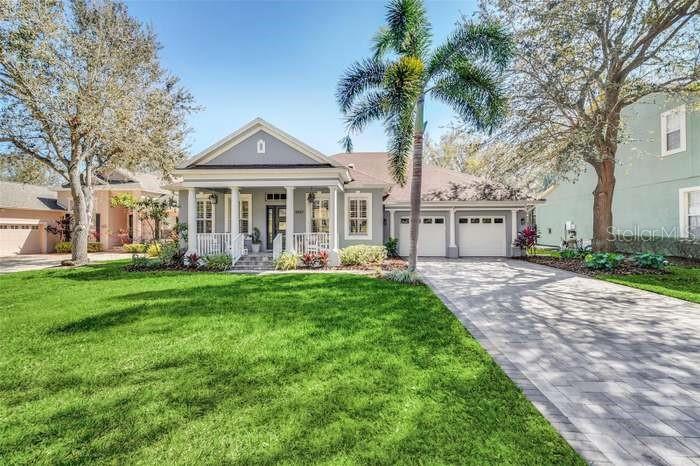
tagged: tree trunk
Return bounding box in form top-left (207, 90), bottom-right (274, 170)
top-left (408, 96), bottom-right (425, 272)
top-left (68, 165), bottom-right (92, 265)
top-left (591, 158), bottom-right (615, 252)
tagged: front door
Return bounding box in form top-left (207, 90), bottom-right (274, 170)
top-left (266, 205), bottom-right (287, 250)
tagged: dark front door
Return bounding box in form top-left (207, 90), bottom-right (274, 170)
top-left (266, 205), bottom-right (287, 250)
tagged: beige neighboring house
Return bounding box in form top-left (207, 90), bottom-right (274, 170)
top-left (55, 169), bottom-right (177, 251)
top-left (0, 182), bottom-right (66, 254)
top-left (0, 170), bottom-right (176, 255)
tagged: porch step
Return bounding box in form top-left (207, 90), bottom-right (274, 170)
top-left (232, 252), bottom-right (275, 271)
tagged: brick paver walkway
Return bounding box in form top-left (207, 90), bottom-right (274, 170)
top-left (420, 258), bottom-right (700, 466)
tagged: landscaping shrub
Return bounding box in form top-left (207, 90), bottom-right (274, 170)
top-left (205, 253), bottom-right (232, 271)
top-left (126, 255), bottom-right (163, 271)
top-left (299, 251), bottom-right (330, 268)
top-left (584, 252), bottom-right (624, 270)
top-left (275, 251), bottom-right (299, 270)
top-left (184, 252), bottom-right (203, 269)
top-left (146, 242), bottom-right (161, 257)
top-left (157, 241), bottom-right (185, 266)
top-left (122, 243), bottom-right (146, 253)
top-left (55, 242), bottom-right (71, 253)
top-left (301, 252), bottom-right (317, 268)
top-left (384, 237), bottom-right (399, 257)
top-left (633, 252), bottom-right (668, 270)
top-left (383, 269), bottom-right (422, 285)
top-left (559, 249), bottom-right (580, 259)
top-left (339, 245), bottom-right (387, 266)
top-left (513, 225), bottom-right (539, 255)
top-left (55, 241), bottom-right (102, 253)
top-left (316, 250), bottom-right (329, 268)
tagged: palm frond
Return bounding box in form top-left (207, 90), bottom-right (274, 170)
top-left (344, 90), bottom-right (389, 134)
top-left (383, 56), bottom-right (425, 111)
top-left (385, 104), bottom-right (415, 185)
top-left (384, 0), bottom-right (432, 57)
top-left (336, 58), bottom-right (387, 113)
top-left (428, 20), bottom-right (513, 77)
top-left (430, 61), bottom-right (507, 133)
top-left (372, 27), bottom-right (394, 59)
top-left (338, 135), bottom-right (353, 153)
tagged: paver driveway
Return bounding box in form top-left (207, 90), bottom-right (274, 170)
top-left (420, 258), bottom-right (700, 466)
top-left (0, 252), bottom-right (130, 273)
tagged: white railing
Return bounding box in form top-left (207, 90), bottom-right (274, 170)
top-left (230, 233), bottom-right (245, 263)
top-left (272, 233), bottom-right (284, 260)
top-left (196, 233), bottom-right (231, 256)
top-left (293, 232), bottom-right (330, 255)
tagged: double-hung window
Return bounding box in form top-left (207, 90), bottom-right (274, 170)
top-left (661, 105), bottom-right (686, 156)
top-left (687, 189), bottom-right (700, 239)
top-left (345, 193), bottom-right (371, 240)
top-left (196, 198), bottom-right (214, 233)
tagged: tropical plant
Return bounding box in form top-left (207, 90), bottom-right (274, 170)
top-left (0, 0), bottom-right (196, 264)
top-left (301, 252), bottom-right (317, 268)
top-left (275, 251), bottom-right (299, 271)
top-left (122, 243), bottom-right (147, 254)
top-left (316, 250), bottom-right (329, 268)
top-left (513, 225), bottom-right (539, 255)
top-left (584, 252), bottom-right (624, 271)
top-left (146, 242), bottom-right (162, 258)
top-left (185, 252), bottom-right (202, 269)
top-left (111, 194), bottom-right (177, 241)
top-left (157, 241), bottom-right (185, 266)
top-left (205, 253), bottom-right (232, 271)
top-left (383, 269), bottom-right (422, 285)
top-left (336, 0), bottom-right (513, 271)
top-left (251, 227), bottom-right (262, 245)
top-left (384, 237), bottom-right (399, 257)
top-left (633, 253), bottom-right (668, 270)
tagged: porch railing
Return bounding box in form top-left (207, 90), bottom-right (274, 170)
top-left (230, 233), bottom-right (246, 263)
top-left (293, 232), bottom-right (329, 255)
top-left (196, 233), bottom-right (231, 257)
top-left (272, 233), bottom-right (284, 260)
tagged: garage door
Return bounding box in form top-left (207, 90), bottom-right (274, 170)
top-left (398, 216), bottom-right (446, 257)
top-left (458, 216), bottom-right (507, 256)
top-left (0, 223), bottom-right (43, 255)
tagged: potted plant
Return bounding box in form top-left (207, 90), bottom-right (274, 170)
top-left (251, 227), bottom-right (262, 253)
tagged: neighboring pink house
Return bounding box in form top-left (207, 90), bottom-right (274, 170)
top-left (55, 169), bottom-right (177, 251)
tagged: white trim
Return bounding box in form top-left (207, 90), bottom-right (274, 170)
top-left (180, 118), bottom-right (342, 168)
top-left (449, 209), bottom-right (456, 248)
top-left (224, 193), bottom-right (252, 234)
top-left (385, 200), bottom-right (542, 209)
top-left (344, 192), bottom-right (372, 240)
top-left (174, 167), bottom-right (351, 183)
top-left (178, 179), bottom-right (345, 189)
top-left (679, 186), bottom-right (700, 238)
top-left (456, 215), bottom-right (507, 257)
top-left (660, 105), bottom-right (686, 157)
top-left (195, 193), bottom-right (215, 234)
top-left (256, 139), bottom-right (266, 154)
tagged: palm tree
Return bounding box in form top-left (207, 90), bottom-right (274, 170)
top-left (337, 0), bottom-right (513, 271)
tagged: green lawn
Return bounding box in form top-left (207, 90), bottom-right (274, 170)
top-left (0, 262), bottom-right (582, 465)
top-left (599, 266), bottom-right (700, 304)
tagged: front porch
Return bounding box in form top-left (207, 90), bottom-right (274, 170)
top-left (184, 185), bottom-right (341, 265)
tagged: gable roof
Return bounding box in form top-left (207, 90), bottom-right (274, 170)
top-left (0, 181), bottom-right (65, 211)
top-left (332, 152), bottom-right (482, 203)
top-left (182, 118), bottom-right (342, 169)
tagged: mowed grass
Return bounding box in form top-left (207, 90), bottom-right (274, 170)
top-left (0, 262), bottom-right (582, 465)
top-left (599, 266), bottom-right (700, 304)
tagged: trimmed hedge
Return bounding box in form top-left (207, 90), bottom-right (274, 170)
top-left (339, 245), bottom-right (387, 266)
top-left (55, 242), bottom-right (103, 253)
top-left (612, 236), bottom-right (700, 259)
top-left (122, 243), bottom-right (147, 253)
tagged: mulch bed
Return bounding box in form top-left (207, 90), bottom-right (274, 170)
top-left (523, 255), bottom-right (669, 277)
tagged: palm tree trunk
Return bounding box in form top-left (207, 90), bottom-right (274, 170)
top-left (408, 95), bottom-right (425, 271)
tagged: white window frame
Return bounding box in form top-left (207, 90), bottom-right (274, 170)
top-left (679, 186), bottom-right (700, 238)
top-left (305, 192), bottom-right (330, 233)
top-left (224, 193), bottom-right (252, 235)
top-left (660, 105), bottom-right (686, 157)
top-left (344, 192), bottom-right (372, 240)
top-left (195, 193), bottom-right (215, 234)
top-left (256, 139), bottom-right (266, 154)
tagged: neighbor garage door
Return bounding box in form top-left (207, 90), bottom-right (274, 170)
top-left (458, 216), bottom-right (507, 256)
top-left (398, 216), bottom-right (446, 257)
top-left (0, 222), bottom-right (44, 255)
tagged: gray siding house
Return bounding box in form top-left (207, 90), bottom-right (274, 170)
top-left (537, 94), bottom-right (699, 250)
top-left (172, 118), bottom-right (537, 266)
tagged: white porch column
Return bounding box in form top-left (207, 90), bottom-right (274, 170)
top-left (286, 186), bottom-right (295, 251)
top-left (388, 209), bottom-right (395, 238)
top-left (328, 186), bottom-right (339, 249)
top-left (230, 187), bottom-right (240, 237)
top-left (511, 209), bottom-right (519, 256)
top-left (187, 188), bottom-right (196, 252)
top-left (449, 208), bottom-right (456, 248)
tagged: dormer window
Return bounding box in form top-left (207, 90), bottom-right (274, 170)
top-left (256, 139), bottom-right (266, 154)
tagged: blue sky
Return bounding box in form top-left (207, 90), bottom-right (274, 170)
top-left (125, 0), bottom-right (479, 156)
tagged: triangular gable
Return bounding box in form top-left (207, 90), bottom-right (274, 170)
top-left (181, 118), bottom-right (340, 168)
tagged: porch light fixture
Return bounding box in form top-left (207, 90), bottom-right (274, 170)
top-left (307, 192), bottom-right (316, 204)
top-left (209, 194), bottom-right (218, 205)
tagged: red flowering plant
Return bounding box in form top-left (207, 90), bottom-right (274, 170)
top-left (301, 252), bottom-right (317, 267)
top-left (316, 250), bottom-right (329, 268)
top-left (513, 224), bottom-right (539, 255)
top-left (300, 251), bottom-right (330, 268)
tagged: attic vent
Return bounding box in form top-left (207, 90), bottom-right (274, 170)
top-left (257, 139), bottom-right (266, 154)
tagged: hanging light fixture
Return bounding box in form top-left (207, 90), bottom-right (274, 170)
top-left (307, 192), bottom-right (316, 204)
top-left (208, 193), bottom-right (218, 204)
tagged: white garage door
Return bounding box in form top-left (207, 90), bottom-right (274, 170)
top-left (458, 216), bottom-right (507, 256)
top-left (398, 216), bottom-right (446, 257)
top-left (0, 223), bottom-right (43, 255)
